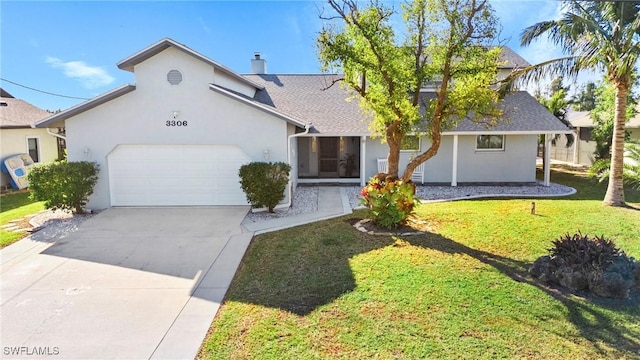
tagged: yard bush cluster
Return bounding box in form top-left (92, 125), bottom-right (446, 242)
top-left (27, 161), bottom-right (99, 214)
top-left (530, 232), bottom-right (639, 298)
top-left (238, 162), bottom-right (291, 213)
top-left (360, 176), bottom-right (418, 229)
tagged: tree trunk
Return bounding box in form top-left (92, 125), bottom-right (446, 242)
top-left (401, 133), bottom-right (441, 182)
top-left (385, 121), bottom-right (402, 179)
top-left (603, 80), bottom-right (628, 207)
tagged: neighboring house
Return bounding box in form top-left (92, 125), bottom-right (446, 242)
top-left (0, 88), bottom-right (64, 188)
top-left (551, 109), bottom-right (640, 165)
top-left (36, 38), bottom-right (570, 210)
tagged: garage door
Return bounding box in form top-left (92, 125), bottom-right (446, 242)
top-left (108, 145), bottom-right (251, 206)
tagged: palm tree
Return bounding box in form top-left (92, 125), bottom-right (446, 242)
top-left (502, 1), bottom-right (640, 206)
top-left (589, 140), bottom-right (640, 191)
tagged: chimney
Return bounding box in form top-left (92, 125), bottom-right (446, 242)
top-left (251, 52), bottom-right (267, 74)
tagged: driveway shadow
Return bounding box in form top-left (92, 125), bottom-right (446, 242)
top-left (226, 215), bottom-right (639, 354)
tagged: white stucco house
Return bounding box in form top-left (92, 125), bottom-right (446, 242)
top-left (550, 108), bottom-right (640, 165)
top-left (1, 88), bottom-right (64, 189)
top-left (36, 38), bottom-right (571, 210)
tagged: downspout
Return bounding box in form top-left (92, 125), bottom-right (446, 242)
top-left (46, 128), bottom-right (66, 140)
top-left (282, 123), bottom-right (312, 208)
top-left (249, 122), bottom-right (311, 213)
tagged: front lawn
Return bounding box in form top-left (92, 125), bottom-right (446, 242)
top-left (199, 166), bottom-right (640, 359)
top-left (0, 191), bottom-right (44, 248)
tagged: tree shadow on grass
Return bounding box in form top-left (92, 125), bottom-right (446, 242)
top-left (225, 214), bottom-right (639, 355)
top-left (225, 216), bottom-right (395, 315)
top-left (404, 233), bottom-right (640, 355)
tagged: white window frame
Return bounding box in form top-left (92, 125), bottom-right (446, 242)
top-left (476, 134), bottom-right (505, 151)
top-left (26, 136), bottom-right (41, 162)
top-left (400, 135), bottom-right (421, 152)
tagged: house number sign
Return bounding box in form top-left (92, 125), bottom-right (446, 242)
top-left (166, 120), bottom-right (188, 127)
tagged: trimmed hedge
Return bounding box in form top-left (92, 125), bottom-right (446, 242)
top-left (28, 161), bottom-right (99, 214)
top-left (239, 162), bottom-right (291, 213)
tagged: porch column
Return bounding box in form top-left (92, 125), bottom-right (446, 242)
top-left (360, 136), bottom-right (366, 186)
top-left (544, 133), bottom-right (551, 187)
top-left (451, 135), bottom-right (459, 186)
top-left (572, 130), bottom-right (579, 164)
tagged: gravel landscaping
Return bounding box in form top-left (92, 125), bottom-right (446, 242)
top-left (345, 182), bottom-right (574, 208)
top-left (246, 182), bottom-right (575, 221)
top-left (26, 210), bottom-right (94, 242)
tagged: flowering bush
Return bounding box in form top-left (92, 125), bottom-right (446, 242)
top-left (360, 177), bottom-right (418, 229)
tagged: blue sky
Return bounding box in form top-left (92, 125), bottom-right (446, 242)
top-left (1, 0), bottom-right (592, 111)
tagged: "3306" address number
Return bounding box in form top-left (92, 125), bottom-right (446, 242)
top-left (166, 120), bottom-right (187, 127)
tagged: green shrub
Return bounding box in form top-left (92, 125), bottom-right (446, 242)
top-left (530, 232), bottom-right (637, 298)
top-left (588, 140), bottom-right (640, 191)
top-left (239, 162), bottom-right (291, 213)
top-left (28, 161), bottom-right (99, 214)
top-left (360, 177), bottom-right (418, 229)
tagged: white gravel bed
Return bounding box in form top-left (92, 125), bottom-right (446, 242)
top-left (27, 209), bottom-right (95, 242)
top-left (344, 181), bottom-right (575, 209)
top-left (244, 186), bottom-right (319, 222)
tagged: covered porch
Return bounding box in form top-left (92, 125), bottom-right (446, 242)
top-left (296, 136), bottom-right (364, 184)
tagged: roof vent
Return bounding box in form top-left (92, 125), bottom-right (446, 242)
top-left (167, 69), bottom-right (183, 85)
top-left (0, 102), bottom-right (7, 107)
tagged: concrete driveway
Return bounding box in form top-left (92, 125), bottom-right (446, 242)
top-left (0, 207), bottom-right (251, 359)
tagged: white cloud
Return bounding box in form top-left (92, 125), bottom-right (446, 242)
top-left (46, 56), bottom-right (114, 89)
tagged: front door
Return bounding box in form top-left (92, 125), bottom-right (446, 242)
top-left (318, 137), bottom-right (339, 178)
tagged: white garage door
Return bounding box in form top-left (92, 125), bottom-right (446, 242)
top-left (108, 145), bottom-right (251, 206)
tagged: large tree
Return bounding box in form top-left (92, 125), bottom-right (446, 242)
top-left (502, 0), bottom-right (640, 206)
top-left (317, 0), bottom-right (503, 182)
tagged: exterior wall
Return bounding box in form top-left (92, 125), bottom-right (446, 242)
top-left (67, 49), bottom-right (290, 209)
top-left (364, 134), bottom-right (537, 183)
top-left (1, 128), bottom-right (59, 187)
top-left (215, 71), bottom-right (257, 98)
top-left (456, 135), bottom-right (537, 183)
top-left (551, 127), bottom-right (640, 166)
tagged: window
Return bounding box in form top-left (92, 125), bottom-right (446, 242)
top-left (476, 135), bottom-right (504, 151)
top-left (27, 137), bottom-right (40, 162)
top-left (401, 135), bottom-right (420, 151)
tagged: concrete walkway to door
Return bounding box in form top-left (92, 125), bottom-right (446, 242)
top-left (0, 206), bottom-right (250, 360)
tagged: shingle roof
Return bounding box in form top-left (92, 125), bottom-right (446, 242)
top-left (245, 74), bottom-right (371, 135)
top-left (209, 84), bottom-right (307, 128)
top-left (567, 107), bottom-right (640, 128)
top-left (446, 91), bottom-right (572, 133)
top-left (0, 97), bottom-right (51, 128)
top-left (246, 74), bottom-right (570, 135)
top-left (498, 46), bottom-right (530, 69)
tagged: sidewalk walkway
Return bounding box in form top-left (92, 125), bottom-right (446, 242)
top-left (241, 187), bottom-right (352, 234)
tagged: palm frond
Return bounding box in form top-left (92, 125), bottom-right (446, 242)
top-left (498, 56), bottom-right (580, 96)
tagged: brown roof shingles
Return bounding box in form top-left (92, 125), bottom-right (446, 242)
top-left (0, 97), bottom-right (51, 128)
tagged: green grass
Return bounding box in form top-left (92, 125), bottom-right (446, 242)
top-left (199, 166), bottom-right (640, 359)
top-left (0, 191), bottom-right (44, 248)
